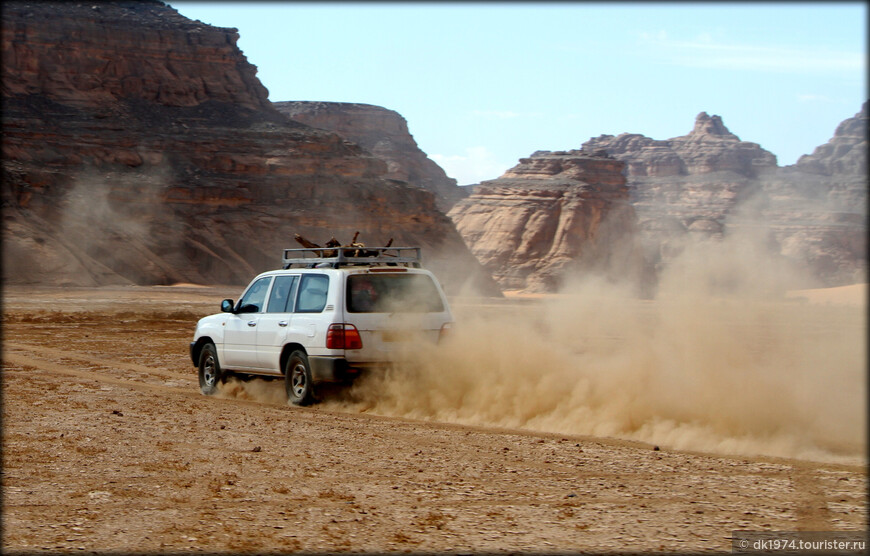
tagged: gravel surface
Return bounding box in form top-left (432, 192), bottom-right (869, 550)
top-left (2, 286), bottom-right (866, 553)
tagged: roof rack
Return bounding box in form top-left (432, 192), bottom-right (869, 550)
top-left (282, 246), bottom-right (423, 269)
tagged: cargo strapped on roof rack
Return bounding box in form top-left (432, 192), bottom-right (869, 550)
top-left (282, 247), bottom-right (423, 269)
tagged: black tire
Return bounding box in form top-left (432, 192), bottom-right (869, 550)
top-left (285, 350), bottom-right (315, 406)
top-left (198, 343), bottom-right (223, 396)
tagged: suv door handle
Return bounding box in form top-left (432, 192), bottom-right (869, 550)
top-left (247, 321), bottom-right (257, 327)
top-left (278, 321), bottom-right (288, 327)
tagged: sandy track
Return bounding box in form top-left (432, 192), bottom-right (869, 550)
top-left (2, 286), bottom-right (866, 553)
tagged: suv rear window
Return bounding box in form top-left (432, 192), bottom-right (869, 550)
top-left (346, 274), bottom-right (444, 313)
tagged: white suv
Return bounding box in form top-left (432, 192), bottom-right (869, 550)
top-left (190, 246), bottom-right (453, 405)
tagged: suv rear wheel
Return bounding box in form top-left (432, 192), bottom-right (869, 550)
top-left (286, 350), bottom-right (315, 406)
top-left (198, 343), bottom-right (223, 395)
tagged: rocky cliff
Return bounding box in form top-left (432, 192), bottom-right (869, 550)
top-left (447, 151), bottom-right (649, 293)
top-left (584, 112), bottom-right (779, 178)
top-left (763, 103), bottom-right (867, 285)
top-left (1, 1), bottom-right (497, 295)
top-left (581, 109), bottom-right (867, 287)
top-left (795, 102), bottom-right (867, 177)
top-left (273, 102), bottom-right (466, 212)
top-left (449, 109), bottom-right (865, 293)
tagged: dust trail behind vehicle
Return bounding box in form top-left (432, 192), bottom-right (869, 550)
top-left (325, 231), bottom-right (867, 465)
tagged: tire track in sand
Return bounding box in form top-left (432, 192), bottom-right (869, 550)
top-left (3, 340), bottom-right (201, 400)
top-left (4, 341), bottom-right (190, 381)
top-left (3, 343), bottom-right (287, 412)
top-left (3, 349), bottom-right (194, 398)
top-left (792, 466), bottom-right (834, 531)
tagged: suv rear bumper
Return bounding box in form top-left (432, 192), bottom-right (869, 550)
top-left (309, 356), bottom-right (353, 383)
top-left (309, 356), bottom-right (386, 383)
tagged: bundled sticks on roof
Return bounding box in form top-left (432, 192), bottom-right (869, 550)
top-left (284, 232), bottom-right (421, 268)
top-left (293, 231), bottom-right (393, 258)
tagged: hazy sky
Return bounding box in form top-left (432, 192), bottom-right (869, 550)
top-left (172, 2), bottom-right (867, 185)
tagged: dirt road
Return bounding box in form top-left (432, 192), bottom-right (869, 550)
top-left (2, 286), bottom-right (866, 553)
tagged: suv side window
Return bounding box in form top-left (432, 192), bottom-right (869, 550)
top-left (237, 276), bottom-right (272, 313)
top-left (296, 274), bottom-right (329, 313)
top-left (266, 275), bottom-right (299, 313)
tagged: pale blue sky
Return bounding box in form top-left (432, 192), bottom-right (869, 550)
top-left (172, 2), bottom-right (867, 184)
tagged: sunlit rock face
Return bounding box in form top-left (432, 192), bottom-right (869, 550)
top-left (764, 103), bottom-right (868, 285)
top-left (585, 112), bottom-right (779, 178)
top-left (1, 0), bottom-right (497, 295)
top-left (448, 151), bottom-right (650, 293)
top-left (795, 102), bottom-right (867, 177)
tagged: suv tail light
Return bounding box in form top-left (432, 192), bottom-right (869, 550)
top-left (326, 323), bottom-right (363, 350)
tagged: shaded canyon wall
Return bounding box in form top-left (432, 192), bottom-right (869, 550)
top-left (1, 1), bottom-right (497, 295)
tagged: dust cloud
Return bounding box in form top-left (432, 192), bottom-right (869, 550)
top-left (332, 228), bottom-right (866, 465)
top-left (60, 169), bottom-right (158, 250)
top-left (55, 166), bottom-right (185, 284)
top-left (217, 375), bottom-right (287, 406)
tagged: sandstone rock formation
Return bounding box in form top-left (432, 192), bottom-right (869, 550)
top-left (795, 102), bottom-right (867, 177)
top-left (1, 0), bottom-right (498, 295)
top-left (585, 112), bottom-right (778, 178)
top-left (273, 102), bottom-right (466, 212)
top-left (582, 112), bottom-right (780, 253)
top-left (762, 102), bottom-right (868, 285)
top-left (2, 1), bottom-right (272, 111)
top-left (580, 110), bottom-right (866, 287)
top-left (448, 151), bottom-right (649, 293)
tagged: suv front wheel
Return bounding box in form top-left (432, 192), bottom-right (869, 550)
top-left (198, 343), bottom-right (223, 395)
top-left (286, 350), bottom-right (315, 406)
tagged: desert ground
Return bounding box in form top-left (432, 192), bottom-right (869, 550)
top-left (2, 284), bottom-right (866, 553)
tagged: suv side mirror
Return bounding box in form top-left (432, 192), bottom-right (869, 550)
top-left (220, 299), bottom-right (235, 313)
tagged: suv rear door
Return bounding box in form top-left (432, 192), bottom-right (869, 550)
top-left (287, 273), bottom-right (332, 354)
top-left (253, 273), bottom-right (333, 369)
